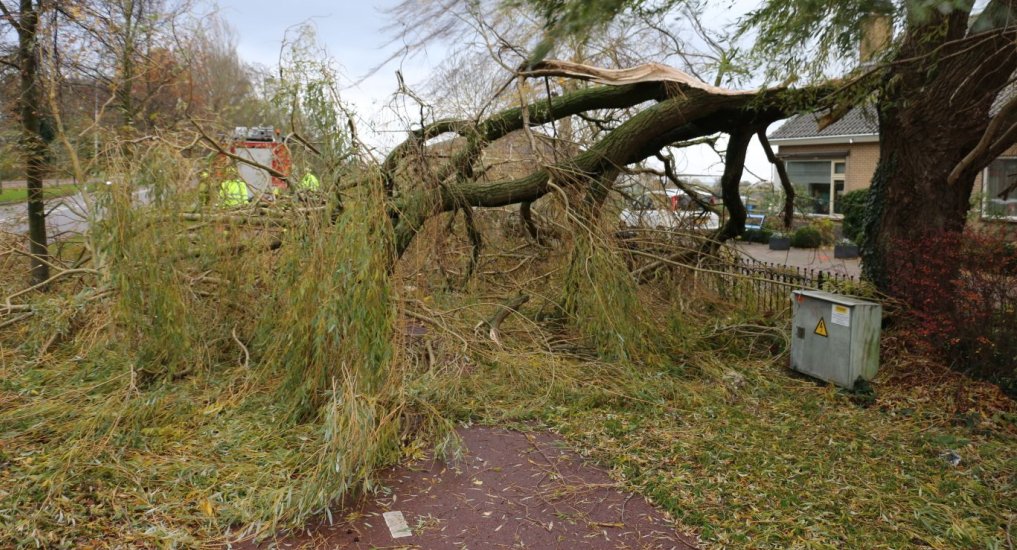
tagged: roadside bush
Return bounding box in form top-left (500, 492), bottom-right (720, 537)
top-left (840, 189), bottom-right (868, 243)
top-left (812, 218), bottom-right (837, 245)
top-left (887, 228), bottom-right (1017, 395)
top-left (790, 226), bottom-right (822, 248)
top-left (742, 228), bottom-right (773, 243)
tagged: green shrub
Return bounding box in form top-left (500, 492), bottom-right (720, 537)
top-left (812, 218), bottom-right (836, 245)
top-left (742, 228), bottom-right (773, 243)
top-left (840, 189), bottom-right (868, 243)
top-left (790, 226), bottom-right (823, 248)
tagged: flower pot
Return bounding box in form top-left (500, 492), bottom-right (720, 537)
top-left (769, 236), bottom-right (791, 251)
top-left (834, 243), bottom-right (859, 259)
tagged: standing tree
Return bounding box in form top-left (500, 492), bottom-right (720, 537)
top-left (501, 0), bottom-right (1017, 303)
top-left (747, 0), bottom-right (1017, 295)
top-left (1, 0), bottom-right (50, 285)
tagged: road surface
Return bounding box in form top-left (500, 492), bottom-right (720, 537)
top-left (0, 187), bottom-right (152, 237)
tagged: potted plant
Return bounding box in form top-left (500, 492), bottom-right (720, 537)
top-left (834, 238), bottom-right (860, 259)
top-left (769, 232), bottom-right (791, 250)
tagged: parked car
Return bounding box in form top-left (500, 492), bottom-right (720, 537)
top-left (619, 189), bottom-right (720, 231)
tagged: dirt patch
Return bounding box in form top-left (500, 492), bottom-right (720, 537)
top-left (251, 426), bottom-right (697, 549)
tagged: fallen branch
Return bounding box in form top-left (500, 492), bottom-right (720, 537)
top-left (232, 326), bottom-right (250, 369)
top-left (0, 312), bottom-right (33, 330)
top-left (474, 294), bottom-right (530, 346)
top-left (5, 268), bottom-right (100, 310)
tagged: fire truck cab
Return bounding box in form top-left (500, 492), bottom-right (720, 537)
top-left (229, 126), bottom-right (291, 198)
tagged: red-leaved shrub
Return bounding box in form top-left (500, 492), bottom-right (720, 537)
top-left (886, 227), bottom-right (1017, 395)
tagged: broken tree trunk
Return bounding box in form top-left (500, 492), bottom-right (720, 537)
top-left (384, 60), bottom-right (834, 258)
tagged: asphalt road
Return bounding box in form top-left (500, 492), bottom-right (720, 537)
top-left (0, 187), bottom-right (152, 237)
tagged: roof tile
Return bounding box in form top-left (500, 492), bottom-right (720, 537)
top-left (769, 105), bottom-right (879, 140)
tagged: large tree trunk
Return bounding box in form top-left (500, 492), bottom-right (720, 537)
top-left (17, 0), bottom-right (50, 286)
top-left (390, 83), bottom-right (820, 256)
top-left (863, 5), bottom-right (1017, 292)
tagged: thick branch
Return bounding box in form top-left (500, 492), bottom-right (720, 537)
top-left (392, 84), bottom-right (822, 256)
top-left (757, 128), bottom-right (794, 228)
top-left (522, 59), bottom-right (756, 97)
top-left (654, 152), bottom-right (718, 212)
top-left (714, 128), bottom-right (754, 243)
top-left (947, 92), bottom-right (1017, 186)
top-left (519, 201), bottom-right (544, 244)
top-left (474, 294), bottom-right (530, 346)
top-left (382, 82), bottom-right (670, 188)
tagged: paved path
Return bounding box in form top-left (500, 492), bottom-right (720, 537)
top-left (734, 242), bottom-right (862, 278)
top-left (248, 427), bottom-right (697, 549)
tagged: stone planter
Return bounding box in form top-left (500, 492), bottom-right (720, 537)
top-left (769, 236), bottom-right (791, 251)
top-left (834, 243), bottom-right (860, 259)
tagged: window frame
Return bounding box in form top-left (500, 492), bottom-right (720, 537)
top-left (785, 158), bottom-right (847, 218)
top-left (981, 157), bottom-right (1017, 222)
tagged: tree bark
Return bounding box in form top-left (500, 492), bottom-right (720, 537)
top-left (391, 84), bottom-right (818, 256)
top-left (863, 6), bottom-right (1017, 291)
top-left (16, 0), bottom-right (50, 285)
top-left (714, 128), bottom-right (753, 243)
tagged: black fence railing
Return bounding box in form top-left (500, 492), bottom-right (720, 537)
top-left (705, 258), bottom-right (864, 313)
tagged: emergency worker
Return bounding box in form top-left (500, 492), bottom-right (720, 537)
top-left (218, 165), bottom-right (249, 207)
top-left (299, 171), bottom-right (320, 192)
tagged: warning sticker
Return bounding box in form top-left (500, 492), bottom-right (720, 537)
top-left (814, 317), bottom-right (829, 337)
top-left (831, 304), bottom-right (850, 327)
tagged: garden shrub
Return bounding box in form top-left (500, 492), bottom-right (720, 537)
top-left (840, 189), bottom-right (868, 243)
top-left (742, 228), bottom-right (773, 243)
top-left (790, 226), bottom-right (822, 248)
top-left (813, 218), bottom-right (836, 245)
top-left (886, 228), bottom-right (1017, 395)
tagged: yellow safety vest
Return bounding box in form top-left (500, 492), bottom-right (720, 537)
top-left (299, 173), bottom-right (320, 191)
top-left (219, 179), bottom-right (249, 207)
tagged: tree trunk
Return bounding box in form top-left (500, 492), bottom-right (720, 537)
top-left (17, 0), bottom-right (50, 286)
top-left (391, 84), bottom-right (817, 256)
top-left (863, 7), bottom-right (1017, 292)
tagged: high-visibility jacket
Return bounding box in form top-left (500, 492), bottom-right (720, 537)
top-left (219, 179), bottom-right (249, 207)
top-left (299, 173), bottom-right (320, 191)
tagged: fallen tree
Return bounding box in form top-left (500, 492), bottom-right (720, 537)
top-left (382, 61), bottom-right (833, 258)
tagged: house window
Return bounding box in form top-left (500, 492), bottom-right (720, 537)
top-left (983, 158), bottom-right (1017, 220)
top-left (786, 160), bottom-right (847, 216)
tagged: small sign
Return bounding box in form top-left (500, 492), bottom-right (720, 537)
top-left (814, 317), bottom-right (828, 337)
top-left (383, 511), bottom-right (413, 539)
top-left (831, 304), bottom-right (851, 327)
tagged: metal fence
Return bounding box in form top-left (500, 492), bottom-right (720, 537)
top-left (706, 257), bottom-right (864, 313)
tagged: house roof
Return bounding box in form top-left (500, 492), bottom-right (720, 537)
top-left (769, 104), bottom-right (879, 142)
top-left (772, 82), bottom-right (1017, 143)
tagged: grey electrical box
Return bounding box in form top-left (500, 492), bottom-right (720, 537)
top-left (791, 290), bottom-right (882, 389)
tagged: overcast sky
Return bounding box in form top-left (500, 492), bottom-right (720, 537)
top-left (215, 0), bottom-right (775, 181)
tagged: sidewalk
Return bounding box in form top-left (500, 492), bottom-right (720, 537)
top-left (734, 242), bottom-right (862, 278)
top-left (248, 426), bottom-right (698, 549)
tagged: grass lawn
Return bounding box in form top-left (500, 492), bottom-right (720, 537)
top-left (416, 318), bottom-right (1017, 549)
top-left (0, 183), bottom-right (80, 205)
top-left (0, 225), bottom-right (1012, 548)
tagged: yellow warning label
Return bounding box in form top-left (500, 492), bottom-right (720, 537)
top-left (814, 317), bottom-right (829, 337)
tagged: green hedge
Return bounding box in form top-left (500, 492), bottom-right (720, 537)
top-left (840, 189), bottom-right (868, 243)
top-left (791, 226), bottom-right (823, 248)
top-left (742, 228), bottom-right (774, 243)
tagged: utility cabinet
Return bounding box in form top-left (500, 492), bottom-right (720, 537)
top-left (790, 290), bottom-right (882, 389)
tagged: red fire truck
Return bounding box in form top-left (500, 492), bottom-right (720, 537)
top-left (228, 127), bottom-right (292, 197)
